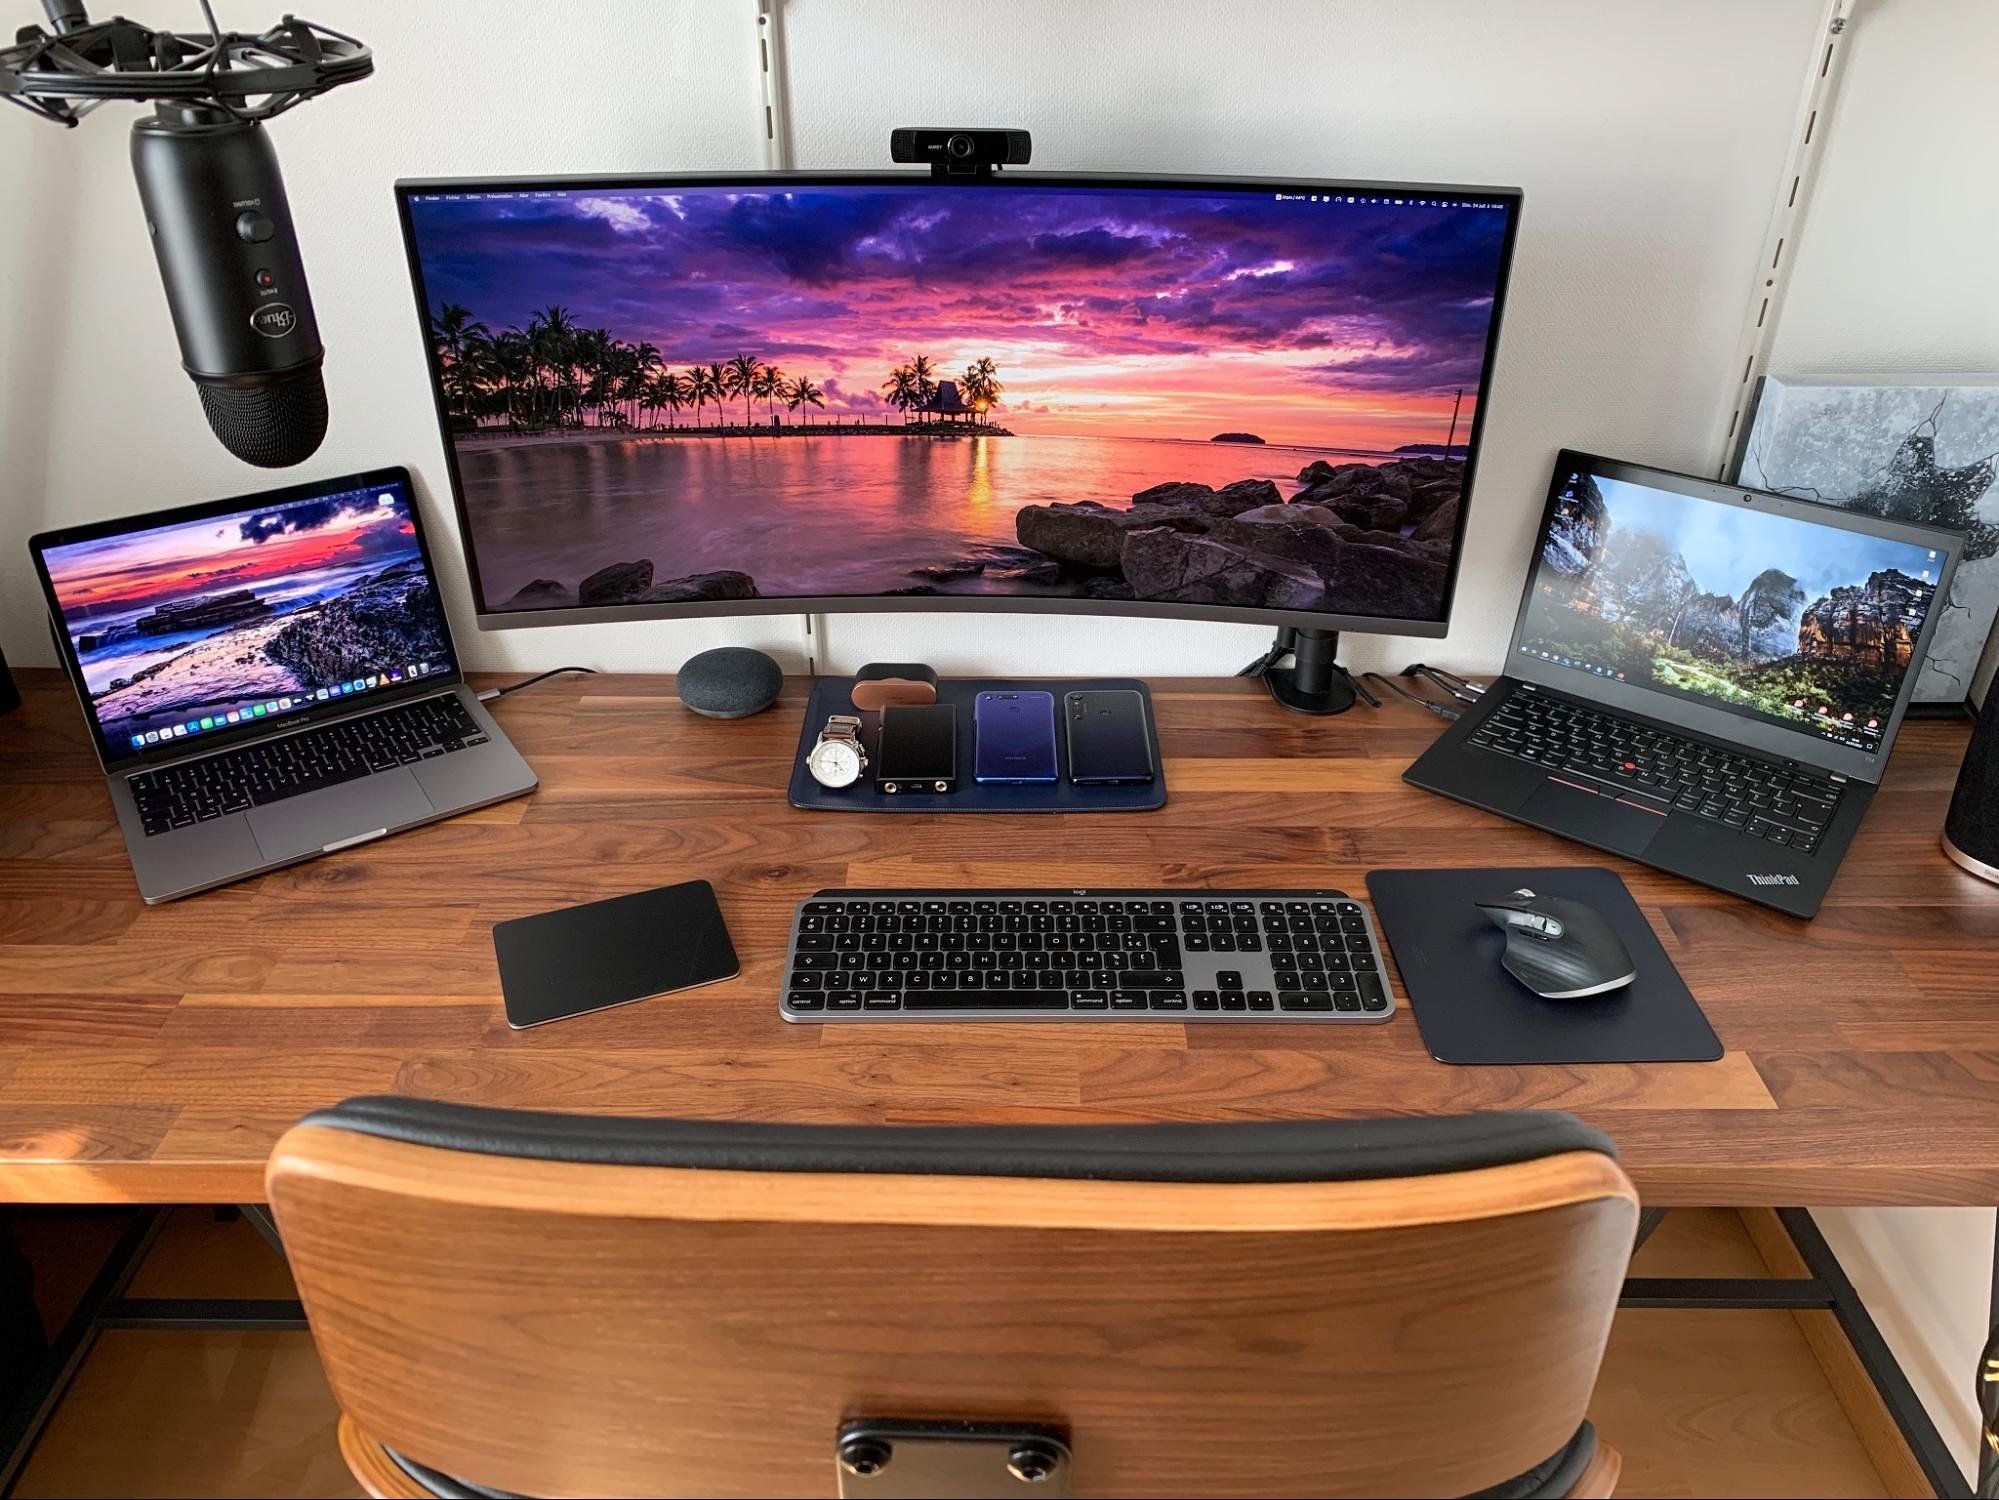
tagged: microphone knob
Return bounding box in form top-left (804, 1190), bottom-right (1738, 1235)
top-left (235, 211), bottom-right (275, 243)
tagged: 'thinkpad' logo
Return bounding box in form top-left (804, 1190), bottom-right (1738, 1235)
top-left (1747, 873), bottom-right (1801, 887)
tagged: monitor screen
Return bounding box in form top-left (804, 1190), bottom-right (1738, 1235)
top-left (34, 474), bottom-right (457, 762)
top-left (1515, 462), bottom-right (1949, 756)
top-left (398, 174), bottom-right (1520, 633)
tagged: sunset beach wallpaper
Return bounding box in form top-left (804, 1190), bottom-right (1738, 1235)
top-left (41, 486), bottom-right (454, 752)
top-left (403, 180), bottom-right (1517, 619)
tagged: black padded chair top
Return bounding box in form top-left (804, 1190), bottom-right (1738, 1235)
top-left (304, 1095), bottom-right (1614, 1183)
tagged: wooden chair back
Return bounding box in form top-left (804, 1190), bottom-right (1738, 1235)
top-left (268, 1100), bottom-right (1636, 1498)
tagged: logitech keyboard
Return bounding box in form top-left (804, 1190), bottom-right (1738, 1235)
top-left (780, 889), bottom-right (1394, 1023)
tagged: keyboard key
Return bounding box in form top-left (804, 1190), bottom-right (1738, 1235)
top-left (1147, 991), bottom-right (1188, 1010)
top-left (903, 993), bottom-right (1068, 1011)
top-left (784, 992), bottom-right (824, 1012)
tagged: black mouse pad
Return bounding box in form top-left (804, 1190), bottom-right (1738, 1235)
top-left (494, 880), bottom-right (740, 1030)
top-left (1365, 867), bottom-right (1721, 1065)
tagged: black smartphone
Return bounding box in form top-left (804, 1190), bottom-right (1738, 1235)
top-left (877, 703), bottom-right (957, 793)
top-left (974, 690), bottom-right (1059, 784)
top-left (1065, 689), bottom-right (1155, 785)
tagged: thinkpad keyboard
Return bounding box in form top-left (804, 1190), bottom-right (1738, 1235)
top-left (780, 889), bottom-right (1394, 1023)
top-left (128, 694), bottom-right (486, 837)
top-left (1469, 690), bottom-right (1845, 853)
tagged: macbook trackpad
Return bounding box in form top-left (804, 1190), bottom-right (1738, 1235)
top-left (1518, 777), bottom-right (1665, 857)
top-left (247, 769), bottom-right (435, 862)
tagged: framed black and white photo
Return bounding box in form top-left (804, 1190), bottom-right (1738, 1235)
top-left (1733, 375), bottom-right (1999, 706)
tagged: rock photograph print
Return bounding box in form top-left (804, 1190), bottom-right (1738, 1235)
top-left (43, 487), bottom-right (451, 749)
top-left (1735, 376), bottom-right (1999, 704)
top-left (1519, 473), bottom-right (1944, 753)
top-left (403, 182), bottom-right (1515, 619)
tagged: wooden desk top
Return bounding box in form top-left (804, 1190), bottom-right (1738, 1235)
top-left (2, 668), bottom-right (1994, 1207)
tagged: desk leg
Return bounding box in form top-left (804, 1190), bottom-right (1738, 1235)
top-left (1779, 1209), bottom-right (1973, 1500)
top-left (1622, 1210), bottom-right (1973, 1499)
top-left (0, 1207), bottom-right (308, 1498)
top-left (0, 1208), bottom-right (166, 1496)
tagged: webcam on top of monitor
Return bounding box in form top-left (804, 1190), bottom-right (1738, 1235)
top-left (889, 127), bottom-right (1032, 178)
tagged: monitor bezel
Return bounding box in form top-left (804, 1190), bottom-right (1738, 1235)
top-left (1505, 449), bottom-right (1964, 784)
top-left (28, 465), bottom-right (463, 772)
top-left (393, 170), bottom-right (1524, 639)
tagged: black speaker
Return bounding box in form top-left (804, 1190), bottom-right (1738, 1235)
top-left (1943, 688), bottom-right (1999, 885)
top-left (0, 647), bottom-right (19, 718)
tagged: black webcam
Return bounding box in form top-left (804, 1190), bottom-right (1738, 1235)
top-left (890, 127), bottom-right (1032, 178)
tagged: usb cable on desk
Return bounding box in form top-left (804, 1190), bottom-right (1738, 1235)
top-left (1363, 673), bottom-right (1461, 721)
top-left (476, 666), bottom-right (598, 703)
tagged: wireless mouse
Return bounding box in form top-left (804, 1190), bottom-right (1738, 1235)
top-left (1475, 888), bottom-right (1637, 1000)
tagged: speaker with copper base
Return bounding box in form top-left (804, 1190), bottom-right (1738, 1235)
top-left (1943, 688), bottom-right (1999, 886)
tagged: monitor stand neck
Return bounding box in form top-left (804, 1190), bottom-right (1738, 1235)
top-left (1261, 627), bottom-right (1362, 716)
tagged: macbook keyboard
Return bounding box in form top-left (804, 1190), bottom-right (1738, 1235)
top-left (1469, 690), bottom-right (1844, 853)
top-left (128, 694), bottom-right (485, 837)
top-left (780, 889), bottom-right (1393, 1023)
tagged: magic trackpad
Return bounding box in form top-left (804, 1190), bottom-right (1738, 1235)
top-left (1518, 777), bottom-right (1665, 857)
top-left (247, 768), bottom-right (434, 862)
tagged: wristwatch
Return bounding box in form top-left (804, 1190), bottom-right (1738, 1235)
top-left (805, 714), bottom-right (868, 789)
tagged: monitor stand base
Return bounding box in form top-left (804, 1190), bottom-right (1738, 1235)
top-left (1259, 628), bottom-right (1364, 717)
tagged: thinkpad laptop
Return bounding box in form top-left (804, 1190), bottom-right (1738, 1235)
top-left (30, 466), bottom-right (537, 903)
top-left (1406, 451), bottom-right (1961, 918)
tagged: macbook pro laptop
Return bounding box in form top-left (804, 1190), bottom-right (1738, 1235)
top-left (30, 466), bottom-right (537, 903)
top-left (1405, 450), bottom-right (1961, 918)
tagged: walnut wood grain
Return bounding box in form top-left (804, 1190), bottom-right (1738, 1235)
top-left (269, 1123), bottom-right (1637, 1498)
top-left (2, 667), bottom-right (1995, 1207)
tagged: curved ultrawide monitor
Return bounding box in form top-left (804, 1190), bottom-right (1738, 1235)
top-left (396, 173), bottom-right (1521, 636)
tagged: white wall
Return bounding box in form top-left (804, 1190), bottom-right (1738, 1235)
top-left (2, 0), bottom-right (1828, 678)
top-left (1772, 0), bottom-right (1999, 1480)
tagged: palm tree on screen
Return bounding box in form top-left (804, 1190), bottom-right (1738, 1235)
top-left (491, 329), bottom-right (532, 428)
top-left (883, 365), bottom-right (917, 425)
top-left (430, 303), bottom-right (490, 417)
top-left (962, 356), bottom-right (1003, 424)
top-left (707, 362), bottom-right (730, 429)
top-left (727, 353), bottom-right (761, 429)
top-left (787, 376), bottom-right (825, 426)
top-left (529, 305), bottom-right (577, 425)
top-left (753, 363), bottom-right (785, 423)
top-left (631, 342), bottom-right (663, 428)
top-left (682, 366), bottom-right (710, 428)
top-left (908, 353), bottom-right (937, 426)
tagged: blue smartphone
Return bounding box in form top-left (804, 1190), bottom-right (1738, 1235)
top-left (973, 690), bottom-right (1059, 784)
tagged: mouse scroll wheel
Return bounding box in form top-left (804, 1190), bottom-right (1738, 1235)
top-left (1510, 887), bottom-right (1538, 899)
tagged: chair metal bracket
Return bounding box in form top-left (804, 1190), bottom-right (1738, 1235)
top-left (836, 1420), bottom-right (1071, 1499)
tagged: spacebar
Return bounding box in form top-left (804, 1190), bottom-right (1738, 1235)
top-left (249, 762), bottom-right (371, 805)
top-left (903, 993), bottom-right (1071, 1011)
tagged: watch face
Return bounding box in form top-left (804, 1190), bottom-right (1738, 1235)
top-left (808, 739), bottom-right (862, 788)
